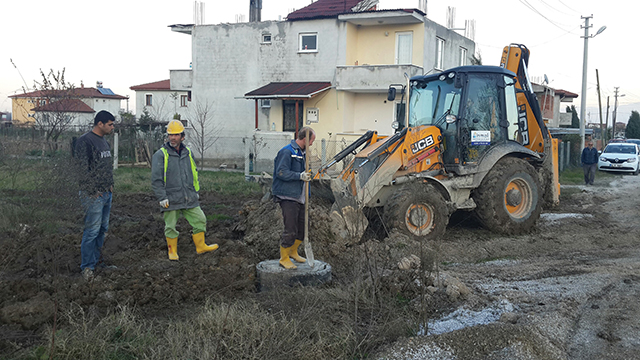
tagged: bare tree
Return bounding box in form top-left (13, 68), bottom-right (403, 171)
top-left (188, 99), bottom-right (221, 169)
top-left (22, 69), bottom-right (79, 149)
top-left (145, 93), bottom-right (175, 124)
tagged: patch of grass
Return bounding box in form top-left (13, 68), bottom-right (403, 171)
top-left (559, 167), bottom-right (619, 185)
top-left (199, 171), bottom-right (261, 196)
top-left (25, 287), bottom-right (417, 360)
top-left (114, 167), bottom-right (261, 196)
top-left (113, 167), bottom-right (152, 194)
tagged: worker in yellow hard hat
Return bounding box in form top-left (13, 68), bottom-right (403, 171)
top-left (151, 119), bottom-right (218, 260)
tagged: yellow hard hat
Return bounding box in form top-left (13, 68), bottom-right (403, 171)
top-left (167, 120), bottom-right (185, 134)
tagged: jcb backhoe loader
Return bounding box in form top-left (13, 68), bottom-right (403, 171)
top-left (317, 44), bottom-right (560, 239)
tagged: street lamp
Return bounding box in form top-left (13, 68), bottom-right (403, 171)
top-left (580, 15), bottom-right (606, 150)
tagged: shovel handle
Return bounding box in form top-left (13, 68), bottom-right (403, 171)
top-left (304, 132), bottom-right (310, 241)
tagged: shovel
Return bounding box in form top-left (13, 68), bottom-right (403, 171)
top-left (304, 131), bottom-right (315, 268)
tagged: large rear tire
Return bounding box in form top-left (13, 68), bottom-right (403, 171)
top-left (472, 157), bottom-right (542, 234)
top-left (383, 183), bottom-right (450, 239)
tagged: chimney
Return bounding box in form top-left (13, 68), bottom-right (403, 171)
top-left (96, 81), bottom-right (103, 88)
top-left (250, 0), bottom-right (262, 22)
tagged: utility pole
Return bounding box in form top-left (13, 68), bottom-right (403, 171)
top-left (613, 87), bottom-right (625, 139)
top-left (596, 69), bottom-right (604, 143)
top-left (579, 15), bottom-right (606, 150)
top-left (605, 96), bottom-right (610, 144)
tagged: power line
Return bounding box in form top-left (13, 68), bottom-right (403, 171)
top-left (518, 0), bottom-right (574, 30)
top-left (536, 0), bottom-right (575, 17)
top-left (557, 0), bottom-right (581, 14)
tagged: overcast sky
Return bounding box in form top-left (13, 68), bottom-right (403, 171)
top-left (1, 0), bottom-right (637, 124)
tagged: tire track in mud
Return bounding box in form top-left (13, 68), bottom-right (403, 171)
top-left (567, 274), bottom-right (640, 360)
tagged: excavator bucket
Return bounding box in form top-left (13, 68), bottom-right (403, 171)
top-left (310, 177), bottom-right (369, 240)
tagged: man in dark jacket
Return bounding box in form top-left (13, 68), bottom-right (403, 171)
top-left (74, 110), bottom-right (115, 281)
top-left (272, 127), bottom-right (315, 269)
top-left (151, 120), bottom-right (218, 260)
top-left (581, 140), bottom-right (598, 185)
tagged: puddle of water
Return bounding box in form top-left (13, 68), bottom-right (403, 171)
top-left (540, 213), bottom-right (593, 222)
top-left (420, 299), bottom-right (516, 336)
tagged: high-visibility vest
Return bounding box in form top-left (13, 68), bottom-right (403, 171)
top-left (160, 146), bottom-right (200, 192)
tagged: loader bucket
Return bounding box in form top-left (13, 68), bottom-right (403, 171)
top-left (310, 178), bottom-right (368, 240)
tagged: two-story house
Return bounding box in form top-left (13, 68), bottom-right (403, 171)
top-left (9, 82), bottom-right (127, 127)
top-left (532, 83), bottom-right (578, 127)
top-left (130, 79), bottom-right (191, 124)
top-left (168, 0), bottom-right (475, 166)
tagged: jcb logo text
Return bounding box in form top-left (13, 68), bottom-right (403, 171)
top-left (410, 135), bottom-right (435, 154)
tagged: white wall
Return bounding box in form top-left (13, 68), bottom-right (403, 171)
top-left (134, 90), bottom-right (190, 123)
top-left (189, 19), bottom-right (345, 159)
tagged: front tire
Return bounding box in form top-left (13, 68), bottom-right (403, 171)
top-left (472, 157), bottom-right (542, 234)
top-left (384, 183), bottom-right (450, 239)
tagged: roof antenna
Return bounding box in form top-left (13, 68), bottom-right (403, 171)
top-left (10, 58), bottom-right (30, 93)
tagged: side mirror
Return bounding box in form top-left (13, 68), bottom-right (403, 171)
top-left (387, 87), bottom-right (397, 101)
top-left (598, 150), bottom-right (602, 155)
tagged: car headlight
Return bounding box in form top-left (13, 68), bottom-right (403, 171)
top-left (600, 156), bottom-right (607, 162)
top-left (627, 158), bottom-right (637, 163)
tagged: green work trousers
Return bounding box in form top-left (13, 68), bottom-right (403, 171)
top-left (163, 206), bottom-right (206, 238)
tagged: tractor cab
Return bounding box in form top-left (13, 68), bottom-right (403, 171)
top-left (393, 66), bottom-right (522, 175)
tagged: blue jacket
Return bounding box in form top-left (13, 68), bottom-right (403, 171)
top-left (581, 147), bottom-right (599, 165)
top-left (272, 140), bottom-right (305, 199)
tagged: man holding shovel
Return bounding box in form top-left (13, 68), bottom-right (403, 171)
top-left (272, 127), bottom-right (315, 269)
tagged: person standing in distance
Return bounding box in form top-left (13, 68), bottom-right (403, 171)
top-left (581, 140), bottom-right (598, 185)
top-left (74, 110), bottom-right (116, 281)
top-left (151, 120), bottom-right (218, 260)
top-left (272, 127), bottom-right (315, 269)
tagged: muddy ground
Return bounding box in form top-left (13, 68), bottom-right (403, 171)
top-left (1, 173), bottom-right (640, 359)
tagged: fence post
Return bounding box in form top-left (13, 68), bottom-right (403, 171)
top-left (558, 142), bottom-right (564, 172)
top-left (321, 138), bottom-right (326, 164)
top-left (566, 141), bottom-right (571, 167)
top-left (113, 132), bottom-right (119, 170)
top-left (244, 137), bottom-right (250, 179)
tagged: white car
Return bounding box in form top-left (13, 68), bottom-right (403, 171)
top-left (598, 143), bottom-right (640, 175)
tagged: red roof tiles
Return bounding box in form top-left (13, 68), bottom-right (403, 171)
top-left (9, 88), bottom-right (127, 100)
top-left (130, 79), bottom-right (171, 91)
top-left (31, 98), bottom-right (95, 113)
top-left (287, 0), bottom-right (374, 21)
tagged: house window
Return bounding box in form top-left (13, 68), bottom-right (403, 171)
top-left (262, 34), bottom-right (272, 44)
top-left (261, 99), bottom-right (271, 108)
top-left (180, 95), bottom-right (188, 107)
top-left (145, 94), bottom-right (153, 106)
top-left (40, 100), bottom-right (46, 106)
top-left (299, 33), bottom-right (318, 52)
top-left (460, 47), bottom-right (468, 66)
top-left (435, 37), bottom-right (445, 70)
top-left (395, 32), bottom-right (413, 64)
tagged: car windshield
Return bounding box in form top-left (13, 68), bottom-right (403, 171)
top-left (408, 78), bottom-right (461, 128)
top-left (604, 145), bottom-right (637, 154)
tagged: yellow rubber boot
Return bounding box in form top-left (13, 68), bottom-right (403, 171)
top-left (192, 232), bottom-right (218, 254)
top-left (289, 240), bottom-right (306, 263)
top-left (279, 246), bottom-right (297, 269)
top-left (166, 237), bottom-right (179, 261)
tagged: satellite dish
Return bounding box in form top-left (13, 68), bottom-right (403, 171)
top-left (543, 74), bottom-right (549, 85)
